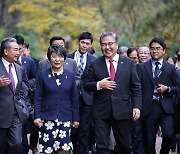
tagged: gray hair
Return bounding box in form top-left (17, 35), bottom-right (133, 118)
top-left (0, 37), bottom-right (17, 57)
top-left (99, 31), bottom-right (118, 44)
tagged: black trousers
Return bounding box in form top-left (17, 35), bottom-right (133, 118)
top-left (71, 94), bottom-right (92, 154)
top-left (0, 114), bottom-right (22, 154)
top-left (94, 117), bottom-right (133, 154)
top-left (143, 101), bottom-right (174, 154)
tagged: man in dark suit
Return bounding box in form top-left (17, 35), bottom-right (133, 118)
top-left (137, 38), bottom-right (180, 154)
top-left (0, 37), bottom-right (29, 154)
top-left (84, 31), bottom-right (141, 154)
top-left (39, 36), bottom-right (78, 75)
top-left (68, 32), bottom-right (96, 154)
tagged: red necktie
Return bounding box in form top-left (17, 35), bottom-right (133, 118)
top-left (109, 59), bottom-right (115, 81)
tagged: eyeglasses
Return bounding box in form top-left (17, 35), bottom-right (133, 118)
top-left (150, 47), bottom-right (163, 51)
top-left (101, 42), bottom-right (117, 48)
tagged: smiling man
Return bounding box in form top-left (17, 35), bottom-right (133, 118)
top-left (84, 31), bottom-right (141, 154)
top-left (0, 37), bottom-right (29, 154)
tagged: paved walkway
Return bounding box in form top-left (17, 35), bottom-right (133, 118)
top-left (28, 135), bottom-right (177, 154)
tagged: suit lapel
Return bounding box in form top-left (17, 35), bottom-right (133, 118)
top-left (98, 56), bottom-right (109, 78)
top-left (144, 60), bottom-right (155, 85)
top-left (114, 56), bottom-right (124, 81)
top-left (14, 63), bottom-right (22, 93)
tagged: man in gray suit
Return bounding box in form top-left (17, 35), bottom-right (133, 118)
top-left (0, 37), bottom-right (29, 154)
top-left (39, 36), bottom-right (78, 74)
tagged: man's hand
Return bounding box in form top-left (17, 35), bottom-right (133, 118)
top-left (72, 121), bottom-right (79, 128)
top-left (0, 76), bottom-right (11, 87)
top-left (99, 77), bottom-right (117, 90)
top-left (157, 84), bottom-right (168, 94)
top-left (133, 108), bottom-right (140, 121)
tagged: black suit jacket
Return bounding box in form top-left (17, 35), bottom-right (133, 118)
top-left (68, 52), bottom-right (96, 105)
top-left (84, 55), bottom-right (141, 120)
top-left (137, 59), bottom-right (180, 116)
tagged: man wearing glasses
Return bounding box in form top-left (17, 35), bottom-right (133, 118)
top-left (84, 31), bottom-right (141, 154)
top-left (137, 38), bottom-right (180, 154)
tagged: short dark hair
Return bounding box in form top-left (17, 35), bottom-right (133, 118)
top-left (78, 32), bottom-right (93, 44)
top-left (99, 31), bottom-right (118, 44)
top-left (176, 48), bottom-right (180, 55)
top-left (149, 38), bottom-right (166, 50)
top-left (49, 36), bottom-right (65, 45)
top-left (47, 44), bottom-right (66, 61)
top-left (23, 42), bottom-right (29, 49)
top-left (0, 37), bottom-right (17, 57)
top-left (127, 47), bottom-right (138, 57)
top-left (13, 35), bottom-right (24, 45)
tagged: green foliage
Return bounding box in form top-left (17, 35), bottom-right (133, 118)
top-left (0, 28), bottom-right (8, 41)
top-left (8, 0), bottom-right (104, 55)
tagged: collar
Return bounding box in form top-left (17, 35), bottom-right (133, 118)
top-left (2, 57), bottom-right (14, 68)
top-left (151, 58), bottom-right (163, 66)
top-left (105, 53), bottom-right (119, 63)
top-left (51, 67), bottom-right (64, 76)
top-left (76, 50), bottom-right (87, 58)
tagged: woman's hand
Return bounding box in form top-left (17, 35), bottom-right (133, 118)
top-left (34, 118), bottom-right (42, 126)
top-left (72, 121), bottom-right (79, 128)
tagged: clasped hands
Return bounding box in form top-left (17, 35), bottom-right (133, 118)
top-left (99, 77), bottom-right (117, 90)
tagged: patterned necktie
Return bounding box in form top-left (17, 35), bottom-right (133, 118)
top-left (78, 54), bottom-right (84, 76)
top-left (154, 61), bottom-right (160, 77)
top-left (9, 64), bottom-right (15, 91)
top-left (109, 59), bottom-right (115, 81)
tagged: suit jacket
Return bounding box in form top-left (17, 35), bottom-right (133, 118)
top-left (68, 52), bottom-right (96, 105)
top-left (0, 58), bottom-right (30, 128)
top-left (34, 68), bottom-right (79, 121)
top-left (136, 59), bottom-right (180, 116)
top-left (84, 55), bottom-right (141, 120)
top-left (38, 58), bottom-right (78, 75)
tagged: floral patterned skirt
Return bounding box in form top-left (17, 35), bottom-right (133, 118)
top-left (38, 119), bottom-right (73, 153)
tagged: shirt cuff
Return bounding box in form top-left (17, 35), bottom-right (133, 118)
top-left (97, 81), bottom-right (102, 90)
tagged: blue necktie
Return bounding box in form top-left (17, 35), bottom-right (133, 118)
top-left (154, 61), bottom-right (160, 77)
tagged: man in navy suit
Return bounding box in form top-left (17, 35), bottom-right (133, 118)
top-left (39, 36), bottom-right (78, 76)
top-left (13, 35), bottom-right (37, 154)
top-left (0, 37), bottom-right (29, 154)
top-left (84, 31), bottom-right (141, 154)
top-left (137, 38), bottom-right (180, 154)
top-left (68, 32), bottom-right (96, 154)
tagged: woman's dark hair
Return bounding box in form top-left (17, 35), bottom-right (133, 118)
top-left (47, 44), bottom-right (66, 60)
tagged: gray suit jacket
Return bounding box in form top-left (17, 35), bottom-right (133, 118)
top-left (0, 58), bottom-right (29, 128)
top-left (39, 58), bottom-right (78, 75)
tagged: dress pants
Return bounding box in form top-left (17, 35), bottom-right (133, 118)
top-left (0, 114), bottom-right (22, 154)
top-left (71, 94), bottom-right (92, 154)
top-left (94, 117), bottom-right (133, 154)
top-left (132, 117), bottom-right (145, 154)
top-left (143, 100), bottom-right (174, 154)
